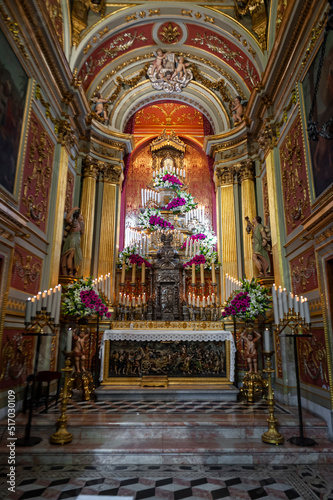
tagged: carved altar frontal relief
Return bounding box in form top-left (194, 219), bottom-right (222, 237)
top-left (108, 340), bottom-right (227, 378)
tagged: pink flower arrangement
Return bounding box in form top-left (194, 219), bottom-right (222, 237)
top-left (128, 254), bottom-right (152, 267)
top-left (164, 197), bottom-right (186, 211)
top-left (80, 290), bottom-right (112, 318)
top-left (183, 254), bottom-right (206, 268)
top-left (181, 233), bottom-right (206, 249)
top-left (222, 291), bottom-right (251, 318)
top-left (149, 215), bottom-right (174, 230)
top-left (162, 174), bottom-right (183, 186)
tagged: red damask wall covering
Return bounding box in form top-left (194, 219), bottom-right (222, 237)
top-left (19, 110), bottom-right (55, 234)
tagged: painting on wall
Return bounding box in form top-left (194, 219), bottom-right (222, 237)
top-left (302, 31), bottom-right (333, 198)
top-left (0, 28), bottom-right (29, 195)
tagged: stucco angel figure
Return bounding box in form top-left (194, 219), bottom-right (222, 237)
top-left (245, 215), bottom-right (271, 277)
top-left (148, 49), bottom-right (193, 93)
top-left (232, 96), bottom-right (244, 125)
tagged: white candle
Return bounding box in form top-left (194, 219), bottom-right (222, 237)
top-left (126, 295), bottom-right (130, 306)
top-left (294, 295), bottom-right (299, 315)
top-left (143, 293), bottom-right (146, 304)
top-left (263, 328), bottom-right (272, 352)
top-left (50, 287), bottom-right (57, 319)
top-left (67, 328), bottom-right (72, 352)
top-left (153, 170), bottom-right (155, 178)
top-left (42, 290), bottom-right (47, 310)
top-left (282, 288), bottom-right (288, 315)
top-left (123, 294), bottom-right (126, 305)
top-left (119, 292), bottom-right (122, 304)
top-left (202, 296), bottom-right (206, 307)
top-left (46, 289), bottom-right (52, 314)
top-left (189, 239), bottom-right (193, 257)
top-left (185, 238), bottom-right (189, 256)
top-left (196, 296), bottom-right (200, 308)
top-left (132, 296), bottom-right (135, 307)
top-left (25, 298), bottom-right (32, 325)
top-left (288, 292), bottom-right (294, 311)
top-left (271, 284), bottom-right (279, 325)
top-left (31, 296), bottom-right (37, 319)
top-left (207, 296), bottom-right (210, 306)
top-left (188, 293), bottom-right (191, 305)
top-left (304, 298), bottom-right (311, 324)
top-left (36, 292), bottom-right (42, 314)
top-left (278, 286), bottom-right (284, 321)
top-left (300, 296), bottom-right (305, 320)
top-left (54, 287), bottom-right (61, 325)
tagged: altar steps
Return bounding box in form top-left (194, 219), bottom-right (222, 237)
top-left (0, 401), bottom-right (331, 466)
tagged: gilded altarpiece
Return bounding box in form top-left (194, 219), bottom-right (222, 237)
top-left (20, 111), bottom-right (55, 233)
top-left (279, 114), bottom-right (311, 236)
top-left (124, 142), bottom-right (214, 232)
top-left (290, 247), bottom-right (318, 296)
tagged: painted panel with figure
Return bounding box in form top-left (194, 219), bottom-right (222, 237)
top-left (302, 31), bottom-right (333, 198)
top-left (0, 28), bottom-right (29, 195)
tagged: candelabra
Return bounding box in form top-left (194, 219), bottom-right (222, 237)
top-left (16, 312), bottom-right (57, 447)
top-left (50, 353), bottom-right (73, 445)
top-left (261, 350), bottom-right (284, 445)
top-left (275, 310), bottom-right (316, 447)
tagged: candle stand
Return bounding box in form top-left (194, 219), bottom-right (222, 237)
top-left (276, 311), bottom-right (316, 447)
top-left (261, 350), bottom-right (284, 445)
top-left (50, 353), bottom-right (73, 445)
top-left (17, 313), bottom-right (56, 447)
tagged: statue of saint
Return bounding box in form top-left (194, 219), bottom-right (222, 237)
top-left (245, 215), bottom-right (271, 277)
top-left (240, 328), bottom-right (261, 374)
top-left (232, 96), bottom-right (244, 125)
top-left (61, 207), bottom-right (85, 276)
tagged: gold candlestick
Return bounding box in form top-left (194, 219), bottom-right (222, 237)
top-left (191, 264), bottom-right (196, 285)
top-left (131, 263), bottom-right (136, 284)
top-left (141, 262), bottom-right (145, 283)
top-left (50, 355), bottom-right (73, 445)
top-left (200, 263), bottom-right (204, 285)
top-left (121, 261), bottom-right (126, 283)
top-left (261, 351), bottom-right (284, 446)
top-left (211, 264), bottom-right (216, 284)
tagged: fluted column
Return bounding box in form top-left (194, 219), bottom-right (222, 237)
top-left (99, 164), bottom-right (123, 299)
top-left (239, 160), bottom-right (257, 279)
top-left (217, 166), bottom-right (238, 285)
top-left (80, 157), bottom-right (99, 277)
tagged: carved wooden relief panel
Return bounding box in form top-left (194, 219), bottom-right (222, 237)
top-left (298, 328), bottom-right (330, 391)
top-left (290, 247), bottom-right (318, 295)
top-left (11, 245), bottom-right (42, 294)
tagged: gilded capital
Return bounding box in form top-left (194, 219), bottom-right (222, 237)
top-left (102, 164), bottom-right (123, 184)
top-left (216, 166), bottom-right (234, 186)
top-left (82, 156), bottom-right (99, 179)
top-left (258, 124), bottom-right (277, 153)
top-left (238, 160), bottom-right (255, 182)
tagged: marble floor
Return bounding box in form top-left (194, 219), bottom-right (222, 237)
top-left (1, 463), bottom-right (333, 500)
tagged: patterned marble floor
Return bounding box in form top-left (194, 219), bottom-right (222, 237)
top-left (1, 464), bottom-right (333, 500)
top-left (40, 400), bottom-right (291, 415)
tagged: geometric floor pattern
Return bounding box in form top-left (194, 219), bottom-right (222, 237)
top-left (40, 400), bottom-right (292, 415)
top-left (1, 464), bottom-right (333, 500)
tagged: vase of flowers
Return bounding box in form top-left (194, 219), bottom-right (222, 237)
top-left (62, 277), bottom-right (111, 319)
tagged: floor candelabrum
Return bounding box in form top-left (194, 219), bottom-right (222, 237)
top-left (17, 286), bottom-right (61, 447)
top-left (271, 285), bottom-right (316, 447)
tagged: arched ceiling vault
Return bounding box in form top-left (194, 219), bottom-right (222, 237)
top-left (71, 3), bottom-right (266, 136)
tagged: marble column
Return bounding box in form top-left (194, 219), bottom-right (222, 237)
top-left (239, 160), bottom-right (257, 279)
top-left (217, 166), bottom-right (238, 284)
top-left (99, 164), bottom-right (122, 299)
top-left (80, 157), bottom-right (99, 277)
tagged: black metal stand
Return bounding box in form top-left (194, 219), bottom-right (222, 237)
top-left (93, 313), bottom-right (100, 388)
top-left (284, 333), bottom-right (317, 447)
top-left (17, 332), bottom-right (55, 447)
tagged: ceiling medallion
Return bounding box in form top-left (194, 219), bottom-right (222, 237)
top-left (158, 22), bottom-right (182, 44)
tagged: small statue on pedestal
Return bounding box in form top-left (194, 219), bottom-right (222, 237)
top-left (240, 328), bottom-right (261, 374)
top-left (245, 215), bottom-right (271, 277)
top-left (73, 326), bottom-right (89, 373)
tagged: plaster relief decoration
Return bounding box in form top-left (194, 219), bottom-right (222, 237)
top-left (280, 114), bottom-right (311, 235)
top-left (11, 245), bottom-right (41, 294)
top-left (147, 49), bottom-right (193, 93)
top-left (158, 22), bottom-right (183, 44)
top-left (20, 111), bottom-right (55, 233)
top-left (298, 328), bottom-right (329, 391)
top-left (45, 0), bottom-right (63, 47)
top-left (0, 331), bottom-right (33, 388)
top-left (290, 247), bottom-right (318, 295)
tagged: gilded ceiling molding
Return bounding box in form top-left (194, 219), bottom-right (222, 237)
top-left (231, 28), bottom-right (257, 58)
top-left (0, 4), bottom-right (29, 59)
top-left (234, 0), bottom-right (268, 50)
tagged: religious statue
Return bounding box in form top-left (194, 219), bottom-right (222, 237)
top-left (61, 207), bottom-right (85, 276)
top-left (232, 96), bottom-right (244, 125)
top-left (240, 328), bottom-right (261, 374)
top-left (91, 93), bottom-right (110, 124)
top-left (73, 325), bottom-right (89, 373)
top-left (245, 215), bottom-right (271, 277)
top-left (148, 49), bottom-right (193, 93)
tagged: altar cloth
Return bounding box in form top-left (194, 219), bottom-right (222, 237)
top-left (100, 329), bottom-right (236, 382)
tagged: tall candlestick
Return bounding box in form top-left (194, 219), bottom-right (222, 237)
top-left (143, 292), bottom-right (146, 304)
top-left (200, 263), bottom-right (204, 284)
top-left (211, 263), bottom-right (216, 284)
top-left (46, 289), bottom-right (52, 314)
top-left (304, 298), bottom-right (311, 324)
top-left (300, 296), bottom-right (305, 320)
top-left (36, 292), bottom-right (42, 314)
top-left (294, 295), bottom-right (299, 315)
top-left (31, 296), bottom-right (37, 319)
top-left (50, 287), bottom-right (57, 319)
top-left (271, 284), bottom-right (279, 325)
top-left (192, 264), bottom-right (195, 284)
top-left (25, 298), bottom-right (32, 325)
top-left (67, 328), bottom-right (72, 352)
top-left (121, 261), bottom-right (126, 283)
top-left (131, 263), bottom-right (136, 283)
top-left (141, 262), bottom-right (146, 283)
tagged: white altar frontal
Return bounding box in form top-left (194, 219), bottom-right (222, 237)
top-left (100, 323), bottom-right (236, 387)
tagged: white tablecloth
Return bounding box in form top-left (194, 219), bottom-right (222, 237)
top-left (100, 329), bottom-right (236, 382)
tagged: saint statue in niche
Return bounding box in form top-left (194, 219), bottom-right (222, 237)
top-left (61, 207), bottom-right (85, 276)
top-left (148, 49), bottom-right (193, 93)
top-left (245, 215), bottom-right (271, 277)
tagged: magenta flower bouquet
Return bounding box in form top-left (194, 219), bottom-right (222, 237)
top-left (155, 172), bottom-right (183, 190)
top-left (183, 254), bottom-right (206, 268)
top-left (221, 291), bottom-right (251, 319)
top-left (164, 197), bottom-right (186, 211)
top-left (149, 215), bottom-right (174, 230)
top-left (80, 289), bottom-right (112, 318)
top-left (181, 233), bottom-right (206, 249)
top-left (128, 254), bottom-right (152, 267)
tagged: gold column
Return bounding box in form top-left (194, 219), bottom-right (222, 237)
top-left (239, 160), bottom-right (257, 279)
top-left (217, 167), bottom-right (238, 280)
top-left (80, 157), bottom-right (99, 277)
top-left (266, 152), bottom-right (284, 287)
top-left (98, 164), bottom-right (122, 291)
top-left (49, 147), bottom-right (69, 287)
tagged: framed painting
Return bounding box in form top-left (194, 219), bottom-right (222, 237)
top-left (302, 31), bottom-right (333, 198)
top-left (0, 28), bottom-right (29, 195)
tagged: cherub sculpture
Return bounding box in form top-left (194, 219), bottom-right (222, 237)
top-left (240, 328), bottom-right (261, 374)
top-left (73, 326), bottom-right (89, 373)
top-left (232, 96), bottom-right (244, 124)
